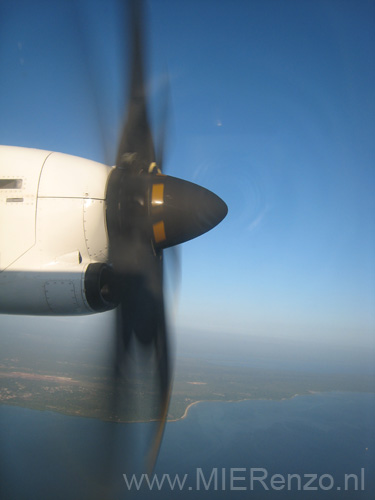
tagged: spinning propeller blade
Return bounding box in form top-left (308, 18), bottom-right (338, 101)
top-left (104, 0), bottom-right (227, 469)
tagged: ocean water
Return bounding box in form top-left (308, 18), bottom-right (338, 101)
top-left (0, 392), bottom-right (374, 499)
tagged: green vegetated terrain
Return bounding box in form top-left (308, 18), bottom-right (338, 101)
top-left (0, 330), bottom-right (373, 422)
top-left (168, 357), bottom-right (374, 420)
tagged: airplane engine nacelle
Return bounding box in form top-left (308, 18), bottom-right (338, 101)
top-left (0, 263), bottom-right (118, 316)
top-left (0, 146), bottom-right (115, 316)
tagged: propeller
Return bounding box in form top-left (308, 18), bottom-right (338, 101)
top-left (105, 0), bottom-right (227, 469)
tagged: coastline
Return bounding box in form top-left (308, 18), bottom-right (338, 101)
top-left (167, 394), bottom-right (305, 422)
top-left (2, 390), bottom-right (373, 424)
top-left (168, 400), bottom-right (204, 422)
top-left (0, 394), bottom-right (304, 424)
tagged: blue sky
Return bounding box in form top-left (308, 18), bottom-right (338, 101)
top-left (0, 0), bottom-right (374, 349)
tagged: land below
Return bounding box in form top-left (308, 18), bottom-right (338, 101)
top-left (1, 354), bottom-right (373, 422)
top-left (0, 328), bottom-right (373, 422)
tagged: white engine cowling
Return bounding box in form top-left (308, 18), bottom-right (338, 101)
top-left (0, 146), bottom-right (115, 316)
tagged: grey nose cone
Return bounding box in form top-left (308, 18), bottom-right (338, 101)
top-left (150, 175), bottom-right (228, 249)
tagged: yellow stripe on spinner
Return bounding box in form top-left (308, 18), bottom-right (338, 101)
top-left (152, 183), bottom-right (164, 206)
top-left (153, 220), bottom-right (166, 243)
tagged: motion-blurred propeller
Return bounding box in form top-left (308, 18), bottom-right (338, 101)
top-left (103, 0), bottom-right (227, 470)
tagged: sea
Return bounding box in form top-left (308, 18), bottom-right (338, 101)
top-left (0, 392), bottom-right (374, 500)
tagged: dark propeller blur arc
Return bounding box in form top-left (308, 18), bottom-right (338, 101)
top-left (105, 0), bottom-right (227, 471)
top-left (106, 0), bottom-right (172, 470)
top-left (116, 0), bottom-right (155, 169)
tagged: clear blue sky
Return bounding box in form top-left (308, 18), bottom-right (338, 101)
top-left (1, 0), bottom-right (374, 348)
